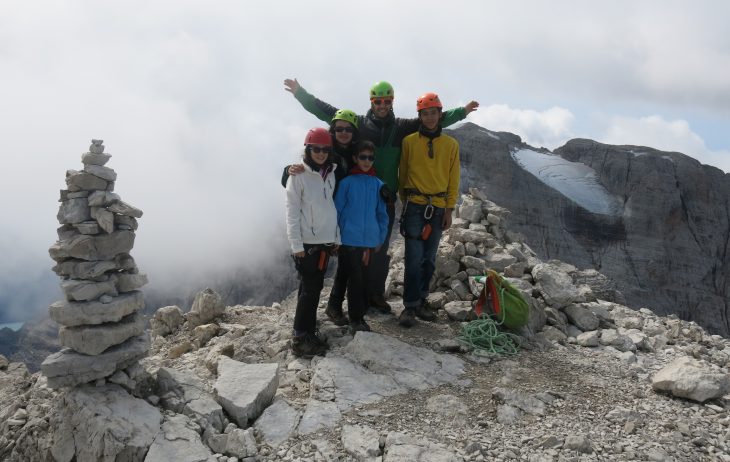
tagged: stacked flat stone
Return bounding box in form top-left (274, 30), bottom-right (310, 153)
top-left (41, 139), bottom-right (150, 388)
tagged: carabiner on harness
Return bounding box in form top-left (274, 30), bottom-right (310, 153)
top-left (423, 196), bottom-right (434, 220)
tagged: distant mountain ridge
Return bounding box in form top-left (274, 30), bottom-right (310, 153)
top-left (450, 122), bottom-right (730, 336)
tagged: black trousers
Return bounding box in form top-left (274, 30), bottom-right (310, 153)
top-left (328, 246), bottom-right (369, 322)
top-left (293, 244), bottom-right (330, 334)
top-left (364, 202), bottom-right (395, 297)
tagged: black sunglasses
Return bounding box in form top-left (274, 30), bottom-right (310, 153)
top-left (334, 126), bottom-right (355, 133)
top-left (310, 146), bottom-right (331, 154)
top-left (371, 99), bottom-right (392, 106)
top-left (358, 154), bottom-right (375, 161)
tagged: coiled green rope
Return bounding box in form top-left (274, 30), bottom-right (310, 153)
top-left (457, 315), bottom-right (522, 356)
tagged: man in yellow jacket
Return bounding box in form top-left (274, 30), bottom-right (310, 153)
top-left (398, 92), bottom-right (460, 327)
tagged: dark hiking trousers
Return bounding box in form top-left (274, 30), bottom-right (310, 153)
top-left (327, 255), bottom-right (349, 311)
top-left (365, 202), bottom-right (395, 297)
top-left (293, 243), bottom-right (331, 334)
top-left (333, 246), bottom-right (369, 322)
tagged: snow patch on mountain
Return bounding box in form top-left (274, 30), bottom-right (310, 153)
top-left (511, 148), bottom-right (622, 216)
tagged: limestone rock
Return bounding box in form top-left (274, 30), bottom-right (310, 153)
top-left (57, 198), bottom-right (91, 224)
top-left (213, 357), bottom-right (279, 427)
top-left (297, 400), bottom-right (342, 435)
top-left (652, 356), bottom-right (730, 402)
top-left (532, 262), bottom-right (581, 308)
top-left (50, 384), bottom-right (161, 462)
top-left (563, 304), bottom-right (600, 331)
top-left (113, 272), bottom-right (149, 292)
top-left (444, 301), bottom-right (473, 321)
top-left (254, 398), bottom-right (301, 448)
top-left (187, 288), bottom-right (226, 328)
top-left (342, 424), bottom-right (381, 460)
top-left (59, 312), bottom-right (145, 355)
top-left (84, 164), bottom-right (117, 182)
top-left (107, 200), bottom-right (144, 218)
top-left (49, 291), bottom-right (144, 327)
top-left (157, 367), bottom-right (226, 432)
top-left (150, 305), bottom-right (184, 336)
top-left (82, 152), bottom-right (111, 166)
top-left (144, 413), bottom-right (212, 462)
top-left (41, 333), bottom-right (149, 388)
top-left (65, 170), bottom-right (108, 191)
top-left (60, 278), bottom-right (117, 302)
top-left (384, 431), bottom-right (463, 462)
top-left (49, 230), bottom-right (135, 262)
top-left (52, 259), bottom-right (118, 279)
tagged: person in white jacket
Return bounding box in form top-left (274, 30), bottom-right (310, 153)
top-left (285, 127), bottom-right (341, 358)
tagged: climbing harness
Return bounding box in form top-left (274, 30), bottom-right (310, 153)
top-left (399, 189), bottom-right (448, 240)
top-left (307, 243), bottom-right (337, 271)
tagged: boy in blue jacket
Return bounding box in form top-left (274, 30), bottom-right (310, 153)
top-left (332, 140), bottom-right (389, 333)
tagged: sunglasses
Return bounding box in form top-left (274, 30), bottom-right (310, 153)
top-left (358, 154), bottom-right (375, 162)
top-left (334, 126), bottom-right (354, 133)
top-left (371, 98), bottom-right (393, 106)
top-left (310, 146), bottom-right (331, 154)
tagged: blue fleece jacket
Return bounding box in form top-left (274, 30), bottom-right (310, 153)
top-left (335, 172), bottom-right (389, 248)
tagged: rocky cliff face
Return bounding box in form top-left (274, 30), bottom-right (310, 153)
top-left (450, 123), bottom-right (730, 336)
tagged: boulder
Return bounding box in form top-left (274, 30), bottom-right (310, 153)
top-left (652, 356), bottom-right (730, 402)
top-left (107, 200), bottom-right (143, 218)
top-left (49, 230), bottom-right (135, 262)
top-left (532, 262), bottom-right (581, 308)
top-left (60, 278), bottom-right (117, 302)
top-left (213, 357), bottom-right (279, 427)
top-left (150, 305), bottom-right (184, 336)
top-left (563, 304), bottom-right (600, 331)
top-left (444, 301), bottom-right (473, 321)
top-left (50, 384), bottom-right (161, 462)
top-left (84, 164), bottom-right (117, 181)
top-left (52, 259), bottom-right (118, 279)
top-left (342, 424), bottom-right (381, 460)
top-left (297, 400), bottom-right (342, 435)
top-left (57, 198), bottom-right (91, 224)
top-left (65, 170), bottom-right (108, 191)
top-left (187, 288), bottom-right (225, 328)
top-left (113, 272), bottom-right (149, 292)
top-left (383, 431), bottom-right (463, 462)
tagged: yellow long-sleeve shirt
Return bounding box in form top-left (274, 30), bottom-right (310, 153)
top-left (399, 131), bottom-right (460, 209)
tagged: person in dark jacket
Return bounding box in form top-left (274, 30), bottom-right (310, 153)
top-left (332, 140), bottom-right (389, 333)
top-left (283, 78), bottom-right (479, 313)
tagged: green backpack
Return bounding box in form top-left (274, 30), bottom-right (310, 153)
top-left (474, 269), bottom-right (530, 330)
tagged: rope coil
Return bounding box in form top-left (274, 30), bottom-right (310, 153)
top-left (457, 315), bottom-right (521, 356)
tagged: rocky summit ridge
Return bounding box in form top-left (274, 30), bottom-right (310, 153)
top-left (450, 123), bottom-right (730, 337)
top-left (1, 187), bottom-right (729, 462)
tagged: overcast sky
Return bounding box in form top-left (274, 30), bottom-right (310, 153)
top-left (1, 1), bottom-right (728, 321)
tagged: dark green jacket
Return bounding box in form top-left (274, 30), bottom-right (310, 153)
top-left (293, 87), bottom-right (467, 196)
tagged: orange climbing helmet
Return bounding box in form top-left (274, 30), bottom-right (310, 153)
top-left (416, 92), bottom-right (443, 112)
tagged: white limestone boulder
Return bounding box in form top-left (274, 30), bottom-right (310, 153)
top-left (652, 356), bottom-right (730, 403)
top-left (213, 357), bottom-right (279, 428)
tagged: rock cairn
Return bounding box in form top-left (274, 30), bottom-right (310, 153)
top-left (41, 139), bottom-right (149, 388)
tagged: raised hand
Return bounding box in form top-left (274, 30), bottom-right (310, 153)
top-left (284, 78), bottom-right (301, 95)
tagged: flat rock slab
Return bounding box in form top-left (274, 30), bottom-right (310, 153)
top-left (59, 312), bottom-right (145, 355)
top-left (52, 259), bottom-right (119, 279)
top-left (143, 413), bottom-right (212, 462)
top-left (50, 384), bottom-right (161, 462)
top-left (254, 398), bottom-right (301, 448)
top-left (49, 291), bottom-right (144, 327)
top-left (49, 230), bottom-right (135, 262)
top-left (297, 400), bottom-right (342, 435)
top-left (157, 366), bottom-right (226, 432)
top-left (41, 333), bottom-right (149, 388)
top-left (213, 357), bottom-right (279, 428)
top-left (342, 424), bottom-right (381, 460)
top-left (344, 332), bottom-right (465, 391)
top-left (384, 431), bottom-right (463, 462)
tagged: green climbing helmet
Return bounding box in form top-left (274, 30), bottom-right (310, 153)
top-left (369, 81), bottom-right (394, 99)
top-left (331, 109), bottom-right (359, 129)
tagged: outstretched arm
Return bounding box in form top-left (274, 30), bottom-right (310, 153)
top-left (283, 77), bottom-right (340, 123)
top-left (398, 100), bottom-right (480, 134)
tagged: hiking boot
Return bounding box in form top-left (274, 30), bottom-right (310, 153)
top-left (349, 319), bottom-right (371, 334)
top-left (398, 309), bottom-right (416, 328)
top-left (414, 304), bottom-right (437, 322)
top-left (368, 293), bottom-right (392, 313)
top-left (291, 332), bottom-right (328, 358)
top-left (325, 305), bottom-right (349, 326)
